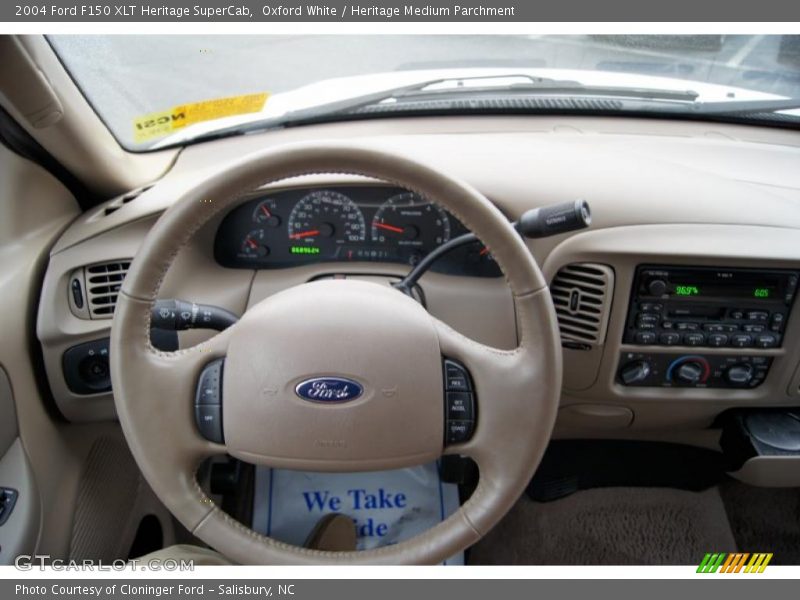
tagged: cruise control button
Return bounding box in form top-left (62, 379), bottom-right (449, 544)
top-left (195, 405), bottom-right (223, 443)
top-left (196, 358), bottom-right (224, 405)
top-left (730, 334), bottom-right (753, 348)
top-left (446, 392), bottom-right (474, 420)
top-left (446, 420), bottom-right (473, 444)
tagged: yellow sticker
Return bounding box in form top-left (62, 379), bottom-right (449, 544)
top-left (133, 92), bottom-right (269, 143)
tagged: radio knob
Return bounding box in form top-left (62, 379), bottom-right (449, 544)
top-left (676, 361), bottom-right (704, 384)
top-left (620, 360), bottom-right (651, 385)
top-left (647, 278), bottom-right (668, 297)
top-left (726, 364), bottom-right (754, 385)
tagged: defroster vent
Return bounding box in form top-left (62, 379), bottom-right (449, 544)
top-left (550, 263), bottom-right (614, 346)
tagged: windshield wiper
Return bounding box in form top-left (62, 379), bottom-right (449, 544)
top-left (178, 74), bottom-right (701, 145)
top-left (686, 97), bottom-right (800, 115)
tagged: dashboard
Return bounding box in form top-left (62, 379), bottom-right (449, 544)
top-left (33, 115), bottom-right (800, 464)
top-left (214, 185), bottom-right (501, 278)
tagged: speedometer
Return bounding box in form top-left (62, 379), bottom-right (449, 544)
top-left (287, 190), bottom-right (366, 256)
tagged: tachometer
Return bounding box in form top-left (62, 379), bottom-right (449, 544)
top-left (371, 192), bottom-right (451, 250)
top-left (287, 190), bottom-right (366, 255)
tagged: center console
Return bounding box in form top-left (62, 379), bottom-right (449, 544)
top-left (618, 265), bottom-right (798, 389)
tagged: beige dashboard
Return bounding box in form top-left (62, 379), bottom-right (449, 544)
top-left (35, 115), bottom-right (800, 452)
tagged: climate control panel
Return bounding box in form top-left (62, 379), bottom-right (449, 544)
top-left (617, 352), bottom-right (773, 389)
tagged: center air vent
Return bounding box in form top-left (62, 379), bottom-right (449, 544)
top-left (84, 260), bottom-right (131, 318)
top-left (550, 263), bottom-right (614, 347)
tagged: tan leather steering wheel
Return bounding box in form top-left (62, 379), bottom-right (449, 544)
top-left (110, 142), bottom-right (562, 565)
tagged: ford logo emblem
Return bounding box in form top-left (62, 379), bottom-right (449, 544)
top-left (295, 377), bottom-right (363, 403)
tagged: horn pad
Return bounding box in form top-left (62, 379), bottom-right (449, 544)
top-left (222, 279), bottom-right (444, 471)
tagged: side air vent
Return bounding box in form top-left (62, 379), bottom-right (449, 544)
top-left (84, 260), bottom-right (131, 318)
top-left (102, 185), bottom-right (153, 216)
top-left (550, 263), bottom-right (614, 347)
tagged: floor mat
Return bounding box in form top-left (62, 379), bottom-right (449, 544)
top-left (469, 486), bottom-right (736, 565)
top-left (719, 480), bottom-right (800, 565)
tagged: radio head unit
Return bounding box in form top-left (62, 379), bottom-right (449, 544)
top-left (625, 265), bottom-right (799, 349)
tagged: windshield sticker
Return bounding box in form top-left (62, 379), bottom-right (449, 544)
top-left (132, 92), bottom-right (269, 143)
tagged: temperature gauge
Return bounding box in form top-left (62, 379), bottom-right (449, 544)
top-left (252, 199), bottom-right (282, 228)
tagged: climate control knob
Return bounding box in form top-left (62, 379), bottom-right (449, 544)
top-left (675, 361), bottom-right (704, 384)
top-left (620, 360), bottom-right (651, 385)
top-left (726, 364), bottom-right (754, 385)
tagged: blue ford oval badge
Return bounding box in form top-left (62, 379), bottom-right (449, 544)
top-left (295, 377), bottom-right (363, 403)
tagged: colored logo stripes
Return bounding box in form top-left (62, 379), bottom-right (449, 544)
top-left (697, 552), bottom-right (773, 573)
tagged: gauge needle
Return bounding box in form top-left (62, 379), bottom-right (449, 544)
top-left (479, 247), bottom-right (490, 256)
top-left (289, 229), bottom-right (320, 239)
top-left (260, 205), bottom-right (272, 217)
top-left (245, 238), bottom-right (258, 248)
top-left (374, 222), bottom-right (404, 234)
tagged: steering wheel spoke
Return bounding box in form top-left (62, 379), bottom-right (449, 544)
top-left (432, 290), bottom-right (562, 536)
top-left (112, 293), bottom-right (233, 529)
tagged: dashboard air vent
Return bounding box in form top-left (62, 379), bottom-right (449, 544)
top-left (550, 263), bottom-right (614, 347)
top-left (85, 260), bottom-right (131, 318)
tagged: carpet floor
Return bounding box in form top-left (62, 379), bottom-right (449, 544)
top-left (469, 486), bottom-right (739, 565)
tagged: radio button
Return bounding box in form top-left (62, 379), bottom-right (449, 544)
top-left (684, 333), bottom-right (705, 346)
top-left (743, 324), bottom-right (765, 333)
top-left (748, 311), bottom-right (769, 322)
top-left (639, 303), bottom-right (663, 313)
top-left (729, 310), bottom-right (745, 320)
top-left (754, 334), bottom-right (778, 348)
top-left (730, 334), bottom-right (753, 348)
top-left (676, 322), bottom-right (700, 331)
top-left (704, 324), bottom-right (725, 332)
top-left (637, 313), bottom-right (659, 325)
top-left (770, 313), bottom-right (785, 332)
top-left (661, 321), bottom-right (674, 329)
top-left (707, 333), bottom-right (728, 347)
top-left (659, 332), bottom-right (681, 346)
top-left (635, 332), bottom-right (657, 345)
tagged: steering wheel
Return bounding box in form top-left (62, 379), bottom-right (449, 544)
top-left (110, 143), bottom-right (562, 565)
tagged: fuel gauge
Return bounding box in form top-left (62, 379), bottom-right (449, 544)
top-left (239, 229), bottom-right (270, 258)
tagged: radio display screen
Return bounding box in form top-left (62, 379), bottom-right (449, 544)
top-left (640, 266), bottom-right (798, 303)
top-left (672, 283), bottom-right (777, 299)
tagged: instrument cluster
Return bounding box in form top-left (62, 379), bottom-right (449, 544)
top-left (214, 186), bottom-right (501, 277)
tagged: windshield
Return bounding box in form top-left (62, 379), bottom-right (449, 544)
top-left (49, 34), bottom-right (800, 151)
